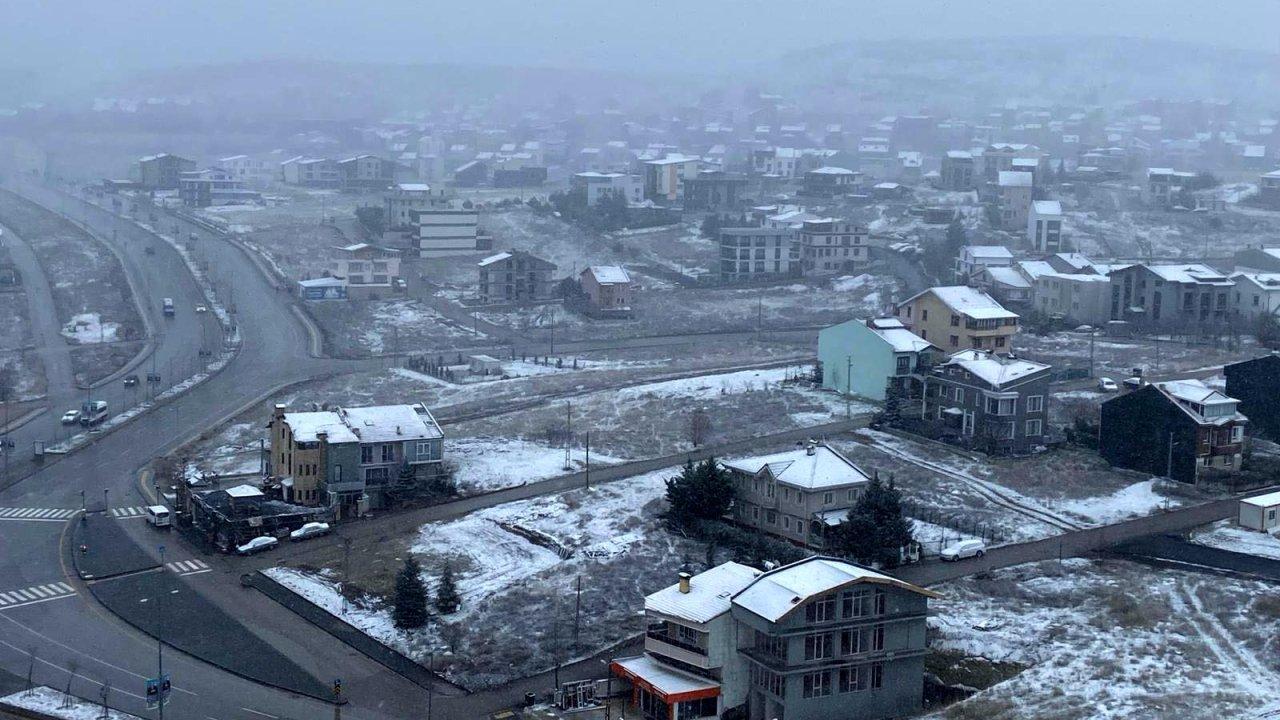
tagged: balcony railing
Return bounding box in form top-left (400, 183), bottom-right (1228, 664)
top-left (646, 629), bottom-right (708, 657)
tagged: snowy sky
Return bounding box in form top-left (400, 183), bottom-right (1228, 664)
top-left (3, 0), bottom-right (1278, 80)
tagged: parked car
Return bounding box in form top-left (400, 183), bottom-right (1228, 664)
top-left (236, 536), bottom-right (278, 556)
top-left (940, 539), bottom-right (986, 562)
top-left (147, 372), bottom-right (161, 383)
top-left (122, 374), bottom-right (140, 387)
top-left (194, 304), bottom-right (208, 313)
top-left (289, 522), bottom-right (331, 542)
top-left (144, 246), bottom-right (156, 256)
top-left (60, 409), bottom-right (81, 425)
top-left (144, 505), bottom-right (171, 529)
top-left (1096, 377), bottom-right (1119, 392)
top-left (1123, 376), bottom-right (1144, 390)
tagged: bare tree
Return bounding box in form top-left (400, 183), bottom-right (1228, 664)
top-left (689, 408), bottom-right (712, 447)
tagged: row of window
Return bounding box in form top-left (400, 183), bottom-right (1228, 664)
top-left (802, 664), bottom-right (885, 698)
top-left (803, 625), bottom-right (886, 660)
top-left (937, 386), bottom-right (1043, 415)
top-left (805, 588), bottom-right (887, 623)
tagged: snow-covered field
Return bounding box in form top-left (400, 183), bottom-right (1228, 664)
top-left (60, 311), bottom-right (120, 343)
top-left (929, 559), bottom-right (1280, 720)
top-left (1055, 478), bottom-right (1179, 524)
top-left (1, 687), bottom-right (139, 720)
top-left (1192, 521), bottom-right (1280, 561)
top-left (446, 435), bottom-right (625, 492)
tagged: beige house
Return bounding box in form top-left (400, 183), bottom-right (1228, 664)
top-left (895, 286), bottom-right (1019, 353)
top-left (726, 443), bottom-right (871, 548)
top-left (579, 265), bottom-right (634, 317)
top-left (326, 243), bottom-right (401, 299)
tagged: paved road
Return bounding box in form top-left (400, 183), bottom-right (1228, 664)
top-left (1115, 534), bottom-right (1280, 581)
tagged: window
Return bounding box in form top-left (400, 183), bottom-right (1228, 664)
top-left (1026, 395), bottom-right (1044, 412)
top-left (847, 488), bottom-right (857, 501)
top-left (360, 446), bottom-right (373, 463)
top-left (806, 594), bottom-right (837, 623)
top-left (823, 492), bottom-right (834, 505)
top-left (751, 666), bottom-right (784, 697)
top-left (752, 506), bottom-right (760, 521)
top-left (1231, 426), bottom-right (1244, 443)
top-left (841, 589), bottom-right (871, 618)
top-left (871, 624), bottom-right (885, 651)
top-left (995, 336), bottom-right (1007, 348)
top-left (1026, 419), bottom-right (1043, 436)
top-left (874, 589), bottom-right (886, 615)
top-left (754, 630), bottom-right (785, 660)
top-left (802, 671), bottom-right (831, 698)
top-left (804, 633), bottom-right (833, 660)
top-left (841, 627), bottom-right (867, 655)
top-left (784, 516), bottom-right (791, 530)
top-left (949, 334), bottom-right (959, 347)
top-left (766, 483), bottom-right (775, 498)
top-left (950, 313), bottom-right (960, 327)
top-left (365, 466), bottom-right (390, 484)
top-left (871, 663), bottom-right (883, 689)
top-left (954, 387), bottom-right (965, 404)
top-left (839, 666), bottom-right (867, 693)
top-left (921, 309), bottom-right (929, 322)
top-left (415, 440), bottom-right (433, 457)
top-left (766, 510), bottom-right (778, 525)
top-left (381, 444), bottom-right (395, 463)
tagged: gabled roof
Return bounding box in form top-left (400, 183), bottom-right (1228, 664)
top-left (985, 266), bottom-right (1031, 289)
top-left (1144, 379), bottom-right (1246, 427)
top-left (645, 562), bottom-right (761, 624)
top-left (721, 443), bottom-right (870, 491)
top-left (584, 265), bottom-right (631, 284)
top-left (940, 350), bottom-right (1049, 387)
top-left (731, 557), bottom-right (938, 623)
top-left (899, 286), bottom-right (1018, 320)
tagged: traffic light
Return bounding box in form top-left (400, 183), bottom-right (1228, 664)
top-left (333, 678), bottom-right (342, 697)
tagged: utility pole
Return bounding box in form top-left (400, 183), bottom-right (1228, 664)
top-left (573, 575), bottom-right (582, 657)
top-left (845, 355), bottom-right (853, 418)
top-left (157, 545), bottom-right (166, 720)
top-left (1166, 431), bottom-right (1175, 480)
top-left (584, 432), bottom-right (590, 490)
top-left (425, 651), bottom-right (434, 720)
top-left (563, 402), bottom-right (572, 471)
top-left (1089, 328), bottom-right (1096, 378)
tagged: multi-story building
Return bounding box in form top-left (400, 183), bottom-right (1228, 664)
top-left (939, 151), bottom-right (975, 190)
top-left (643, 155), bottom-right (701, 202)
top-left (476, 250), bottom-right (556, 304)
top-left (683, 171), bottom-right (749, 211)
top-left (725, 443), bottom-right (871, 549)
top-left (980, 143), bottom-right (1044, 183)
top-left (818, 317), bottom-right (937, 401)
top-left (923, 350), bottom-right (1051, 454)
top-left (1230, 272), bottom-right (1280, 324)
top-left (996, 171), bottom-right (1033, 230)
top-left (797, 219), bottom-right (869, 275)
top-left (1225, 354), bottom-right (1280, 439)
top-left (177, 168), bottom-right (260, 207)
top-left (1259, 169), bottom-right (1280, 209)
top-left (718, 227), bottom-right (800, 282)
top-left (267, 402), bottom-right (445, 517)
top-left (579, 265), bottom-right (634, 317)
top-left (895, 286), bottom-right (1019, 353)
top-left (954, 245), bottom-right (1013, 283)
top-left (1107, 263), bottom-right (1235, 327)
top-left (801, 167), bottom-right (859, 197)
top-left (975, 266), bottom-right (1033, 307)
top-left (752, 147), bottom-right (801, 178)
top-left (1100, 379), bottom-right (1247, 482)
top-left (280, 156), bottom-right (339, 188)
top-left (570, 172), bottom-right (644, 206)
top-left (1145, 167), bottom-right (1197, 207)
top-left (137, 153), bottom-right (196, 190)
top-left (217, 155), bottom-right (275, 187)
top-left (411, 207), bottom-right (484, 257)
top-left (384, 183), bottom-right (454, 230)
top-left (1027, 200), bottom-right (1064, 253)
top-left (1233, 246), bottom-right (1280, 274)
top-left (326, 243), bottom-right (401, 299)
top-left (1030, 271), bottom-right (1111, 325)
top-left (337, 154), bottom-right (395, 191)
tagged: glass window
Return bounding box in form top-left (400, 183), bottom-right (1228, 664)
top-left (804, 633), bottom-right (833, 660)
top-left (806, 594), bottom-right (837, 623)
top-left (1026, 395), bottom-right (1044, 412)
top-left (360, 445), bottom-right (373, 463)
top-left (802, 671), bottom-right (831, 698)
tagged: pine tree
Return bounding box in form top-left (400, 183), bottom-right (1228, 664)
top-left (392, 556), bottom-right (428, 629)
top-left (434, 561), bottom-right (461, 615)
top-left (664, 458), bottom-right (735, 525)
top-left (831, 473), bottom-right (915, 567)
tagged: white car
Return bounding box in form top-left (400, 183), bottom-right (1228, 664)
top-left (61, 409), bottom-right (82, 425)
top-left (289, 522), bottom-right (331, 542)
top-left (194, 304), bottom-right (208, 313)
top-left (940, 539), bottom-right (987, 562)
top-left (1096, 377), bottom-right (1119, 392)
top-left (236, 536), bottom-right (278, 555)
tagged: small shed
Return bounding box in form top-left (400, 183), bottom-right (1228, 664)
top-left (1239, 490), bottom-right (1280, 532)
top-left (468, 354), bottom-right (504, 375)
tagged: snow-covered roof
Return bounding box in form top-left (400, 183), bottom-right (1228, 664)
top-left (964, 245), bottom-right (1013, 259)
top-left (985, 266), bottom-right (1031, 289)
top-left (396, 182), bottom-right (430, 192)
top-left (226, 484), bottom-right (264, 499)
top-left (722, 444), bottom-right (870, 491)
top-left (1230, 272), bottom-right (1280, 289)
top-left (612, 655), bottom-right (719, 698)
top-left (732, 557), bottom-right (936, 623)
top-left (297, 277), bottom-right (346, 288)
top-left (340, 404), bottom-right (443, 442)
top-left (1242, 490), bottom-right (1280, 508)
top-left (808, 166), bottom-right (855, 175)
top-left (941, 350), bottom-right (1049, 387)
top-left (478, 252), bottom-right (513, 267)
top-left (1032, 200), bottom-right (1063, 216)
top-left (874, 182), bottom-right (901, 190)
top-left (585, 265), bottom-right (631, 284)
top-left (998, 171), bottom-right (1033, 187)
top-left (282, 410), bottom-right (360, 443)
top-left (1145, 264), bottom-right (1233, 285)
top-left (945, 150), bottom-right (973, 159)
top-left (1053, 252), bottom-right (1093, 270)
top-left (864, 318), bottom-right (936, 353)
top-left (901, 286), bottom-right (1017, 320)
top-left (645, 562), bottom-right (761, 624)
top-left (1017, 260), bottom-right (1057, 280)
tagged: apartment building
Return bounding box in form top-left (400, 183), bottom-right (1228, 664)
top-left (137, 153), bottom-right (196, 190)
top-left (996, 171), bottom-right (1034, 230)
top-left (384, 183), bottom-right (454, 230)
top-left (922, 350), bottom-right (1051, 454)
top-left (611, 557), bottom-right (936, 720)
top-left (411, 207), bottom-right (484, 257)
top-left (1101, 379), bottom-right (1247, 482)
top-left (644, 155), bottom-right (701, 202)
top-left (280, 156), bottom-right (339, 188)
top-left (895, 286), bottom-right (1019, 353)
top-left (1145, 167), bottom-right (1197, 207)
top-left (726, 443), bottom-right (871, 549)
top-left (326, 243), bottom-right (401, 299)
top-left (818, 318), bottom-right (937, 401)
top-left (954, 245), bottom-right (1013, 283)
top-left (939, 151), bottom-right (974, 190)
top-left (476, 250), bottom-right (556, 304)
top-left (801, 167), bottom-right (859, 197)
top-left (217, 155), bottom-right (275, 187)
top-left (1031, 271), bottom-right (1111, 325)
top-left (266, 402), bottom-right (444, 518)
top-left (1027, 200), bottom-right (1064, 253)
top-left (718, 227), bottom-right (800, 282)
top-left (1107, 263), bottom-right (1235, 326)
top-left (980, 143), bottom-right (1044, 183)
top-left (570, 172), bottom-right (644, 206)
top-left (1260, 170), bottom-right (1280, 209)
top-left (797, 219), bottom-right (869, 275)
top-left (1230, 272), bottom-right (1280, 323)
top-left (337, 154), bottom-right (395, 191)
top-left (177, 168), bottom-right (260, 207)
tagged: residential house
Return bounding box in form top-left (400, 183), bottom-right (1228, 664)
top-left (579, 265), bottom-right (634, 317)
top-left (1259, 170), bottom-right (1280, 209)
top-left (644, 155), bottom-right (701, 202)
top-left (818, 317), bottom-right (938, 400)
top-left (752, 147), bottom-right (801, 177)
top-left (326, 244), bottom-right (401, 299)
top-left (452, 159), bottom-right (489, 187)
top-left (1233, 246), bottom-right (1280, 274)
top-left (217, 155), bottom-right (275, 187)
top-left (923, 350), bottom-right (1051, 454)
top-left (383, 183), bottom-right (454, 230)
top-left (178, 168), bottom-right (260, 207)
top-left (975, 266), bottom-right (1033, 307)
top-left (726, 443), bottom-right (872, 549)
top-left (1031, 271), bottom-right (1111, 325)
top-left (1145, 168), bottom-right (1198, 207)
top-left (266, 402), bottom-right (445, 518)
top-left (1100, 380), bottom-right (1247, 482)
top-left (1230, 272), bottom-right (1280, 323)
top-left (1107, 264), bottom-right (1235, 327)
top-left (980, 143), bottom-right (1044, 183)
top-left (411, 207), bottom-right (486, 257)
top-left (337, 155), bottom-right (395, 191)
top-left (1027, 200), bottom-right (1064, 253)
top-left (996, 171), bottom-right (1034, 231)
top-left (802, 167), bottom-right (859, 197)
top-left (186, 483), bottom-right (326, 553)
top-left (718, 227), bottom-right (799, 282)
top-left (1224, 354), bottom-right (1280, 439)
top-left (280, 157), bottom-right (339, 188)
top-left (570, 172), bottom-right (644, 206)
top-left (611, 563), bottom-right (762, 720)
top-left (939, 151), bottom-right (975, 191)
top-left (137, 153), bottom-right (196, 190)
top-left (797, 219), bottom-right (869, 275)
top-left (476, 250), bottom-right (556, 304)
top-left (731, 557), bottom-right (936, 720)
top-left (895, 286), bottom-right (1019, 352)
top-left (683, 171), bottom-right (748, 211)
top-left (871, 182), bottom-right (909, 201)
top-left (954, 245), bottom-right (1013, 283)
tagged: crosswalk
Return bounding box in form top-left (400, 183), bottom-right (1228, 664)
top-left (0, 507), bottom-right (79, 522)
top-left (109, 506), bottom-right (149, 519)
top-left (166, 559), bottom-right (211, 577)
top-left (0, 582), bottom-right (76, 610)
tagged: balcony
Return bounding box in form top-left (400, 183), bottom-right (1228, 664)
top-left (645, 629), bottom-right (712, 669)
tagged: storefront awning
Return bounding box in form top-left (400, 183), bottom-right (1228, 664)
top-left (610, 655), bottom-right (720, 704)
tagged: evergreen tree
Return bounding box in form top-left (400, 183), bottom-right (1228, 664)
top-left (392, 556), bottom-right (429, 629)
top-left (700, 213), bottom-right (723, 238)
top-left (434, 561), bottom-right (461, 615)
top-left (664, 458), bottom-right (735, 525)
top-left (831, 473), bottom-right (914, 567)
top-left (879, 379), bottom-right (906, 427)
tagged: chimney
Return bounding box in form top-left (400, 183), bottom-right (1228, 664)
top-left (806, 442), bottom-right (816, 456)
top-left (273, 403), bottom-right (287, 421)
top-left (678, 572), bottom-right (691, 594)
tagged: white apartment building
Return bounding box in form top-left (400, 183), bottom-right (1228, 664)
top-left (996, 171), bottom-right (1034, 231)
top-left (411, 207), bottom-right (482, 257)
top-left (1027, 200), bottom-right (1064, 253)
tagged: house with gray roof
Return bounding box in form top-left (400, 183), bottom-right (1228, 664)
top-left (923, 349), bottom-right (1051, 454)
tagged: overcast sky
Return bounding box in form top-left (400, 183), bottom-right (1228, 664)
top-left (5, 0), bottom-right (1278, 80)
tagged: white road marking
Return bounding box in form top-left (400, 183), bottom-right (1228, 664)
top-left (0, 507), bottom-right (84, 522)
top-left (241, 709), bottom-right (278, 719)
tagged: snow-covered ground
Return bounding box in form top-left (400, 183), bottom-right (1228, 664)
top-left (363, 301), bottom-right (482, 352)
top-left (1055, 478), bottom-right (1179, 524)
top-left (60, 312), bottom-right (120, 344)
top-left (1192, 521), bottom-right (1280, 561)
top-left (1, 687), bottom-right (139, 720)
top-left (929, 559), bottom-right (1280, 719)
top-left (446, 436), bottom-right (625, 492)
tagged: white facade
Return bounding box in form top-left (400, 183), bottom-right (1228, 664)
top-left (412, 207), bottom-right (481, 257)
top-left (997, 171), bottom-right (1034, 230)
top-left (1027, 200), bottom-right (1064, 253)
top-left (1230, 272), bottom-right (1280, 323)
top-left (217, 155), bottom-right (274, 187)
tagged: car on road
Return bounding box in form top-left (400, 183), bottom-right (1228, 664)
top-left (236, 536), bottom-right (278, 556)
top-left (122, 374), bottom-right (140, 387)
top-left (289, 522), bottom-right (331, 542)
top-left (194, 304), bottom-right (208, 313)
top-left (144, 246), bottom-right (156, 256)
top-left (940, 539), bottom-right (986, 562)
top-left (1097, 377), bottom-right (1119, 392)
top-left (60, 409), bottom-right (81, 425)
top-left (146, 372), bottom-right (161, 383)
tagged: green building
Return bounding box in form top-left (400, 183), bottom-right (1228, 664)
top-left (818, 318), bottom-right (938, 401)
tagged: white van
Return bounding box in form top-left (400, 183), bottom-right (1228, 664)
top-left (145, 505), bottom-right (171, 528)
